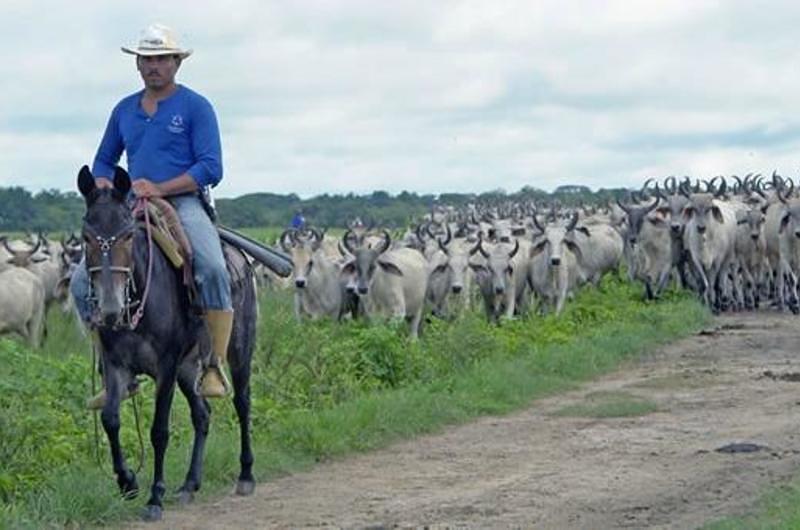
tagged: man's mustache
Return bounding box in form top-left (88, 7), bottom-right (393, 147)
top-left (146, 71), bottom-right (161, 77)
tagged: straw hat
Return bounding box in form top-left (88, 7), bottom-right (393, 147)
top-left (121, 23), bottom-right (192, 59)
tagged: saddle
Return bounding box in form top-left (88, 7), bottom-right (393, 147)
top-left (132, 198), bottom-right (251, 306)
top-left (134, 198), bottom-right (199, 306)
top-left (135, 197), bottom-right (193, 269)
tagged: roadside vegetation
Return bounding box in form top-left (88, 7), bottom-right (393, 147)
top-left (551, 390), bottom-right (660, 419)
top-left (704, 478), bottom-right (800, 529)
top-left (1, 273), bottom-right (707, 528)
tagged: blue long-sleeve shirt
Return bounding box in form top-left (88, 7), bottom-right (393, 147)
top-left (92, 85), bottom-right (223, 188)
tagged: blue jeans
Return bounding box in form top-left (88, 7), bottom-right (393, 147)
top-left (71, 194), bottom-right (232, 322)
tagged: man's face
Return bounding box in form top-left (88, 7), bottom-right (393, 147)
top-left (136, 54), bottom-right (180, 90)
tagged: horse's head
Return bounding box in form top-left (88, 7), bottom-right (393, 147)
top-left (78, 165), bottom-right (136, 327)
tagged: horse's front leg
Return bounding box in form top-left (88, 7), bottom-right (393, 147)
top-left (100, 368), bottom-right (139, 498)
top-left (175, 367), bottom-right (210, 504)
top-left (143, 367), bottom-right (177, 522)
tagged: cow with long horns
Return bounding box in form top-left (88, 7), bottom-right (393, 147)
top-left (340, 230), bottom-right (428, 338)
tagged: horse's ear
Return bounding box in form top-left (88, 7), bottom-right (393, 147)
top-left (77, 165), bottom-right (96, 198)
top-left (113, 166), bottom-right (131, 196)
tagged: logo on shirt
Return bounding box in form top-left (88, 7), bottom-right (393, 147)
top-left (168, 114), bottom-right (184, 134)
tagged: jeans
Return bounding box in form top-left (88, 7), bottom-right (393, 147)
top-left (71, 194), bottom-right (232, 322)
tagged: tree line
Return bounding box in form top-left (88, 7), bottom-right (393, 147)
top-left (0, 184), bottom-right (628, 233)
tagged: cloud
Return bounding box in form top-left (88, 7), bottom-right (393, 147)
top-left (1, 1), bottom-right (800, 198)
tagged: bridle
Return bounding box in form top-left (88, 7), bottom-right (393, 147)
top-left (83, 198), bottom-right (155, 330)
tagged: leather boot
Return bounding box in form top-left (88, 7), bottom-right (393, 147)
top-left (199, 309), bottom-right (233, 397)
top-left (86, 331), bottom-right (138, 410)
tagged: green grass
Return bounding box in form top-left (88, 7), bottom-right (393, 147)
top-left (703, 478), bottom-right (800, 529)
top-left (0, 275), bottom-right (709, 528)
top-left (551, 390), bottom-right (660, 418)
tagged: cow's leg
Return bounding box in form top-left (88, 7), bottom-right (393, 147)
top-left (776, 262), bottom-right (788, 310)
top-left (676, 257), bottom-right (689, 289)
top-left (555, 271), bottom-right (568, 315)
top-left (644, 280), bottom-right (654, 301)
top-left (409, 304), bottom-right (424, 339)
top-left (656, 265), bottom-right (672, 297)
top-left (741, 264), bottom-right (755, 310)
top-left (176, 367), bottom-right (210, 504)
top-left (503, 287), bottom-right (516, 320)
top-left (788, 267), bottom-right (800, 314)
top-left (688, 255), bottom-right (710, 307)
top-left (143, 366), bottom-right (177, 522)
top-left (100, 367), bottom-right (138, 499)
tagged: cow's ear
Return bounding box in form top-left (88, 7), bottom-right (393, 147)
top-left (780, 213), bottom-right (791, 234)
top-left (341, 261), bottom-right (356, 275)
top-left (469, 262), bottom-right (487, 273)
top-left (377, 260), bottom-right (403, 276)
top-left (682, 206), bottom-right (694, 221)
top-left (432, 263), bottom-right (449, 275)
top-left (711, 206), bottom-right (724, 223)
top-left (564, 239), bottom-right (583, 260)
top-left (648, 217), bottom-right (666, 226)
top-left (530, 239), bottom-right (547, 257)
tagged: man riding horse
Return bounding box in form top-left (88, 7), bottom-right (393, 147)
top-left (71, 23), bottom-right (231, 406)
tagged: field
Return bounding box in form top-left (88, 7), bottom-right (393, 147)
top-left (0, 267), bottom-right (707, 528)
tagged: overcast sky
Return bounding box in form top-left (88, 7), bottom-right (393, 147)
top-left (1, 1), bottom-right (799, 198)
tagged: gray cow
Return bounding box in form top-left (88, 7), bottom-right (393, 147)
top-left (0, 266), bottom-right (46, 347)
top-left (528, 214), bottom-right (583, 315)
top-left (281, 229), bottom-right (355, 321)
top-left (427, 238), bottom-right (474, 318)
top-left (341, 230), bottom-right (428, 338)
top-left (469, 237), bottom-right (530, 322)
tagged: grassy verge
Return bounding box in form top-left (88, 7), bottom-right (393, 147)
top-left (1, 277), bottom-right (709, 528)
top-left (703, 477), bottom-right (800, 529)
top-left (551, 390), bottom-right (660, 418)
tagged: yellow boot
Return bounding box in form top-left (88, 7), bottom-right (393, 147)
top-left (199, 309), bottom-right (233, 398)
top-left (86, 331), bottom-right (138, 410)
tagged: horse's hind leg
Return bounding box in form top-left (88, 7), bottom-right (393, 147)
top-left (174, 368), bottom-right (210, 504)
top-left (231, 361), bottom-right (255, 495)
top-left (143, 371), bottom-right (177, 522)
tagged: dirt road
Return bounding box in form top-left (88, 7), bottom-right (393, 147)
top-left (135, 312), bottom-right (800, 529)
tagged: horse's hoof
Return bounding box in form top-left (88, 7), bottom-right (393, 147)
top-left (177, 488), bottom-right (195, 505)
top-left (142, 504), bottom-right (162, 522)
top-left (236, 480), bottom-right (255, 496)
top-left (119, 471), bottom-right (139, 500)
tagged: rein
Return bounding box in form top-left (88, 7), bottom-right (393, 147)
top-left (130, 198), bottom-right (155, 330)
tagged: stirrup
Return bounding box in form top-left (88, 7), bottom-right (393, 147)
top-left (199, 366), bottom-right (230, 398)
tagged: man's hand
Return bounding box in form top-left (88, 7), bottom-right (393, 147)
top-left (132, 179), bottom-right (164, 198)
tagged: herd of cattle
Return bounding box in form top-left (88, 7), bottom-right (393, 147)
top-left (271, 172), bottom-right (800, 337)
top-left (2, 172), bottom-right (798, 346)
top-left (0, 232), bottom-right (82, 346)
